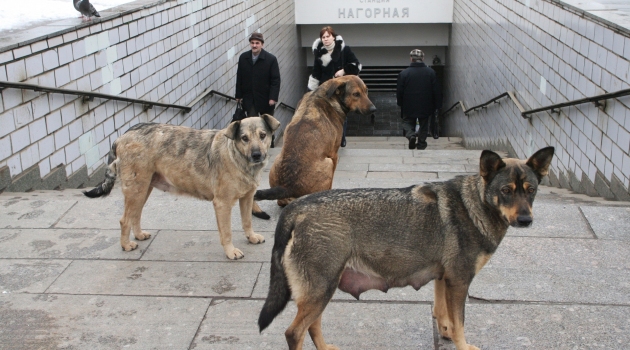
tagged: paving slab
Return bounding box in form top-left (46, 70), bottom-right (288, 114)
top-left (0, 196), bottom-right (77, 229)
top-left (369, 163), bottom-right (469, 172)
top-left (338, 149), bottom-right (415, 157)
top-left (506, 201), bottom-right (594, 238)
top-left (469, 237), bottom-right (630, 304)
top-left (0, 293), bottom-right (209, 350)
top-left (335, 163), bottom-right (369, 171)
top-left (141, 230), bottom-right (274, 262)
top-left (580, 206), bottom-right (630, 240)
top-left (194, 300), bottom-right (434, 349)
top-left (47, 260), bottom-right (263, 297)
top-left (56, 189), bottom-right (282, 232)
top-left (338, 156), bottom-right (404, 164)
top-left (0, 259), bottom-right (70, 293)
top-left (0, 228), bottom-right (145, 259)
top-left (437, 304), bottom-right (630, 349)
top-left (403, 156), bottom-right (472, 164)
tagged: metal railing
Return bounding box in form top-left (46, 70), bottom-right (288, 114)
top-left (521, 87), bottom-right (630, 117)
top-left (0, 81), bottom-right (296, 115)
top-left (442, 87), bottom-right (630, 119)
top-left (0, 81), bottom-right (191, 112)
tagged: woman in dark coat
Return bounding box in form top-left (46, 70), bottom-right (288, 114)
top-left (308, 26), bottom-right (361, 147)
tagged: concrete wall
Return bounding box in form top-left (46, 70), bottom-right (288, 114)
top-left (444, 0), bottom-right (630, 200)
top-left (0, 0), bottom-right (305, 192)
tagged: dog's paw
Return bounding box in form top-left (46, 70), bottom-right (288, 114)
top-left (135, 231), bottom-right (151, 241)
top-left (466, 345), bottom-right (480, 350)
top-left (325, 345), bottom-right (340, 350)
top-left (122, 241), bottom-right (138, 251)
top-left (437, 323), bottom-right (453, 340)
top-left (248, 233), bottom-right (265, 244)
top-left (225, 247), bottom-right (245, 260)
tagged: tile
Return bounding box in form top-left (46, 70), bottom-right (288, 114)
top-left (580, 206), bottom-right (630, 240)
top-left (0, 293), bottom-right (209, 349)
top-left (0, 196), bottom-right (77, 229)
top-left (0, 259), bottom-right (70, 293)
top-left (195, 300), bottom-right (434, 349)
top-left (470, 237), bottom-right (630, 304)
top-left (47, 260), bottom-right (262, 297)
top-left (0, 228), bottom-right (145, 259)
top-left (438, 304), bottom-right (630, 350)
top-left (141, 230), bottom-right (273, 262)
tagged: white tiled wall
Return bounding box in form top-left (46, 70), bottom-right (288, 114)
top-left (444, 0), bottom-right (630, 199)
top-left (0, 0), bottom-right (304, 183)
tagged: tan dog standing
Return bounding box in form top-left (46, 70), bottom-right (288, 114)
top-left (252, 75), bottom-right (376, 219)
top-left (84, 115), bottom-right (280, 259)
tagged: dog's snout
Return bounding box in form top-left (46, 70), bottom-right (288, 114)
top-left (369, 104), bottom-right (377, 113)
top-left (515, 215), bottom-right (533, 227)
top-left (251, 150), bottom-right (263, 162)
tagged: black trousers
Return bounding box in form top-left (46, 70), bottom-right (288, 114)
top-left (402, 113), bottom-right (429, 146)
top-left (245, 103), bottom-right (275, 117)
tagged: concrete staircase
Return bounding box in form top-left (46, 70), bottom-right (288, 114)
top-left (1, 136), bottom-right (629, 349)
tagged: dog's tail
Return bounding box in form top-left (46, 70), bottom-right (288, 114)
top-left (252, 186), bottom-right (292, 220)
top-left (258, 209), bottom-right (295, 332)
top-left (83, 142), bottom-right (118, 198)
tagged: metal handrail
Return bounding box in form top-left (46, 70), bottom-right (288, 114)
top-left (443, 87), bottom-right (630, 119)
top-left (464, 92), bottom-right (510, 114)
top-left (277, 102), bottom-right (295, 111)
top-left (0, 81), bottom-right (297, 116)
top-left (193, 88), bottom-right (296, 112)
top-left (522, 87), bottom-right (630, 117)
top-left (440, 100), bottom-right (466, 117)
top-left (0, 81), bottom-right (191, 112)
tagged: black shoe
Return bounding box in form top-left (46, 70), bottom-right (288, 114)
top-left (408, 135), bottom-right (417, 149)
top-left (341, 139), bottom-right (346, 147)
top-left (417, 142), bottom-right (427, 150)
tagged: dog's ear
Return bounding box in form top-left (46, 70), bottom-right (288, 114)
top-left (326, 80), bottom-right (346, 98)
top-left (526, 146), bottom-right (555, 183)
top-left (260, 114), bottom-right (281, 132)
top-left (225, 120), bottom-right (241, 140)
top-left (479, 150), bottom-right (506, 183)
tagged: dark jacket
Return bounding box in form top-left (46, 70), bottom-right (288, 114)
top-left (235, 49), bottom-right (281, 115)
top-left (308, 35), bottom-right (361, 90)
top-left (396, 62), bottom-right (442, 119)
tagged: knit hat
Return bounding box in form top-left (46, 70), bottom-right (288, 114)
top-left (249, 32), bottom-right (264, 43)
top-left (410, 49), bottom-right (424, 60)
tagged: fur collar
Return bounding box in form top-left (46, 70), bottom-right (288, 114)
top-left (312, 35), bottom-right (345, 67)
top-left (312, 35), bottom-right (345, 54)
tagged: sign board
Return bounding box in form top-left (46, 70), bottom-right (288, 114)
top-left (295, 0), bottom-right (454, 24)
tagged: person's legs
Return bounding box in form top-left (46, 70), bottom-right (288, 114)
top-left (341, 120), bottom-right (348, 147)
top-left (417, 115), bottom-right (430, 150)
top-left (245, 105), bottom-right (258, 117)
top-left (401, 114), bottom-right (417, 149)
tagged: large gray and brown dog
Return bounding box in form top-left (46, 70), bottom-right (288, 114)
top-left (258, 147), bottom-right (555, 350)
top-left (252, 75), bottom-right (376, 219)
top-left (84, 116), bottom-right (280, 260)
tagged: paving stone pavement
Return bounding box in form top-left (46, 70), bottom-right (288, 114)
top-left (1, 136), bottom-right (630, 349)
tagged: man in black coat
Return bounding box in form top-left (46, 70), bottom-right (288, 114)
top-left (396, 49), bottom-right (442, 150)
top-left (235, 32), bottom-right (281, 117)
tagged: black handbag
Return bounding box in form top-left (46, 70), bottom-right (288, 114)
top-left (430, 110), bottom-right (440, 139)
top-left (232, 101), bottom-right (247, 122)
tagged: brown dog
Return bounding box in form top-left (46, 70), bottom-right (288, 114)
top-left (252, 75), bottom-right (376, 218)
top-left (83, 116), bottom-right (280, 259)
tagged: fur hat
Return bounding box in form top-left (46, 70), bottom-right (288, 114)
top-left (410, 49), bottom-right (424, 60)
top-left (249, 32), bottom-right (264, 43)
